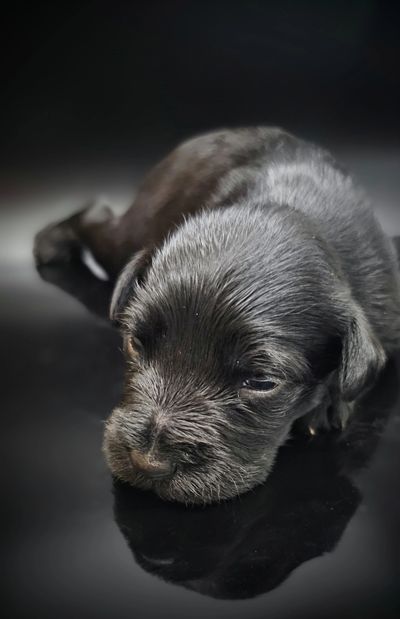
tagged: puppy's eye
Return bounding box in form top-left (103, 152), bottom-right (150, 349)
top-left (241, 378), bottom-right (278, 392)
top-left (124, 335), bottom-right (143, 359)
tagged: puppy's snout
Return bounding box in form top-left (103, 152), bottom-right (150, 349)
top-left (129, 449), bottom-right (176, 480)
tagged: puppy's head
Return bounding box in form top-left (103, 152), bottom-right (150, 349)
top-left (103, 205), bottom-right (385, 504)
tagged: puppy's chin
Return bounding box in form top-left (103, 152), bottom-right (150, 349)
top-left (102, 414), bottom-right (273, 505)
top-left (105, 456), bottom-right (270, 506)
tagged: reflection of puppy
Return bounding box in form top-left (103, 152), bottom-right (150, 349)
top-left (114, 448), bottom-right (360, 599)
top-left (34, 128), bottom-right (400, 504)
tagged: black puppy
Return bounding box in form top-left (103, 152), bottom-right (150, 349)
top-left (34, 127), bottom-right (400, 504)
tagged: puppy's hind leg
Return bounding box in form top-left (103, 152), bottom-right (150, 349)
top-left (34, 201), bottom-right (123, 279)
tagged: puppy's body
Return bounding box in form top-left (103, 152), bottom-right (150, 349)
top-left (34, 128), bottom-right (400, 504)
top-left (119, 127), bottom-right (399, 349)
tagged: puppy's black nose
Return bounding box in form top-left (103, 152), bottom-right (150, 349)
top-left (129, 449), bottom-right (176, 480)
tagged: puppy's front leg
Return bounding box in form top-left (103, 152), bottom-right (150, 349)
top-left (296, 379), bottom-right (354, 436)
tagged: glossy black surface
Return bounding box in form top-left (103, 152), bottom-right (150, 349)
top-left (2, 169), bottom-right (400, 619)
top-left (2, 3), bottom-right (400, 618)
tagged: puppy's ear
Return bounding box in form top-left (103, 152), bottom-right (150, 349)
top-left (338, 299), bottom-right (386, 402)
top-left (110, 248), bottom-right (152, 325)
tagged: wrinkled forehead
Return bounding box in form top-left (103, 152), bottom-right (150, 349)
top-left (127, 277), bottom-right (247, 353)
top-left (123, 276), bottom-right (313, 381)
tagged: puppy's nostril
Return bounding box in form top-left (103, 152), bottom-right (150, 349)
top-left (129, 449), bottom-right (176, 480)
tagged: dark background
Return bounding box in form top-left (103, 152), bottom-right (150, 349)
top-left (1, 0), bottom-right (400, 171)
top-left (1, 2), bottom-right (400, 619)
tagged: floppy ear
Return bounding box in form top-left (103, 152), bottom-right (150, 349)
top-left (338, 299), bottom-right (386, 402)
top-left (109, 248), bottom-right (152, 325)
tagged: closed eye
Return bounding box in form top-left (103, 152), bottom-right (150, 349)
top-left (178, 442), bottom-right (211, 464)
top-left (240, 378), bottom-right (279, 392)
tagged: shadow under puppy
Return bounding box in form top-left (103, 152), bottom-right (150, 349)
top-left (34, 127), bottom-right (400, 504)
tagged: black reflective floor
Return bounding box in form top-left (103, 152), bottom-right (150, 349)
top-left (2, 150), bottom-right (400, 619)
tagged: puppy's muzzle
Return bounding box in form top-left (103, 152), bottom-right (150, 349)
top-left (129, 449), bottom-right (177, 481)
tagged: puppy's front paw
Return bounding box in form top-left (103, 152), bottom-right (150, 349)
top-left (295, 392), bottom-right (354, 437)
top-left (328, 397), bottom-right (354, 431)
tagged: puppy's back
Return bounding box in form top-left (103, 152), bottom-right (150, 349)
top-left (125, 127), bottom-right (400, 350)
top-left (254, 135), bottom-right (400, 352)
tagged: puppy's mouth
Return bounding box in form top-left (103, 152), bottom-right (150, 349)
top-left (126, 469), bottom-right (173, 491)
top-left (126, 458), bottom-right (177, 489)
